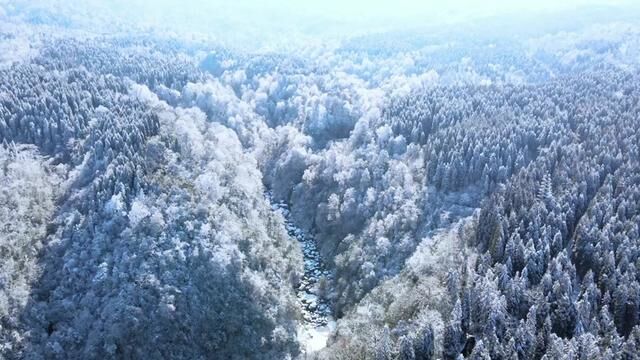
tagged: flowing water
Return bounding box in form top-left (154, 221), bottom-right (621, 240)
top-left (267, 192), bottom-right (335, 354)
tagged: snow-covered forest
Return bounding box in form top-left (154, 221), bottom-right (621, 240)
top-left (1, 1), bottom-right (640, 359)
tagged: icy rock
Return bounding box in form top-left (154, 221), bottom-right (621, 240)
top-left (266, 191), bottom-right (335, 350)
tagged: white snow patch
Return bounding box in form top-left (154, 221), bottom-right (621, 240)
top-left (298, 320), bottom-right (336, 354)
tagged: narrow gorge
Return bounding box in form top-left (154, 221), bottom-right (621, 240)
top-left (267, 192), bottom-right (336, 353)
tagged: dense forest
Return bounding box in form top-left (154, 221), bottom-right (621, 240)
top-left (1, 2), bottom-right (640, 359)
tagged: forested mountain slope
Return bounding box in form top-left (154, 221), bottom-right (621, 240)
top-left (0, 38), bottom-right (301, 359)
top-left (1, 4), bottom-right (640, 359)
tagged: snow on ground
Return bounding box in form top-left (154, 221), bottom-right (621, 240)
top-left (297, 320), bottom-right (336, 353)
top-left (267, 191), bottom-right (336, 354)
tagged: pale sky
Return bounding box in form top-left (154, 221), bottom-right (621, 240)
top-left (124, 0), bottom-right (633, 25)
top-left (4, 0), bottom-right (638, 49)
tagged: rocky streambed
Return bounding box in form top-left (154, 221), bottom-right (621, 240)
top-left (267, 192), bottom-right (335, 353)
